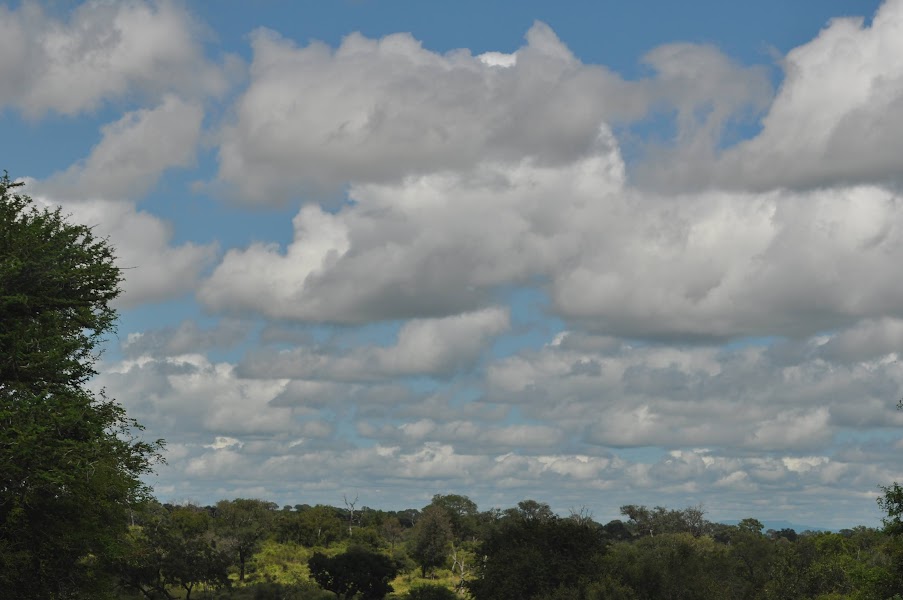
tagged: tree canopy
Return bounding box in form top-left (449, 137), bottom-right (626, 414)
top-left (0, 174), bottom-right (162, 599)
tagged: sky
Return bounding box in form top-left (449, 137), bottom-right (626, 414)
top-left (3, 0), bottom-right (903, 529)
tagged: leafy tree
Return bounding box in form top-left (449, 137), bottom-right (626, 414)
top-left (410, 504), bottom-right (453, 577)
top-left (214, 498), bottom-right (276, 581)
top-left (880, 483), bottom-right (903, 536)
top-left (468, 508), bottom-right (607, 600)
top-left (278, 505), bottom-right (343, 547)
top-left (428, 494), bottom-right (479, 541)
top-left (308, 546), bottom-right (398, 600)
top-left (0, 174), bottom-right (162, 599)
top-left (162, 505), bottom-right (231, 599)
top-left (380, 516), bottom-right (406, 552)
top-left (619, 504), bottom-right (711, 538)
top-left (604, 533), bottom-right (734, 600)
top-left (110, 502), bottom-right (231, 600)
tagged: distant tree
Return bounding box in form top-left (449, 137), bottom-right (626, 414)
top-left (214, 498), bottom-right (276, 581)
top-left (428, 494), bottom-right (479, 541)
top-left (602, 519), bottom-right (633, 542)
top-left (509, 499), bottom-right (556, 523)
top-left (0, 173), bottom-right (162, 599)
top-left (410, 505), bottom-right (453, 577)
top-left (468, 508), bottom-right (607, 600)
top-left (604, 533), bottom-right (734, 599)
top-left (308, 546), bottom-right (398, 600)
top-left (880, 483), bottom-right (903, 536)
top-left (278, 505), bottom-right (343, 547)
top-left (619, 504), bottom-right (711, 538)
top-left (380, 517), bottom-right (405, 552)
top-left (162, 505), bottom-right (231, 599)
top-left (111, 502), bottom-right (230, 600)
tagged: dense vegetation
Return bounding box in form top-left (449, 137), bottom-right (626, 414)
top-left (4, 173), bottom-right (903, 600)
top-left (98, 495), bottom-right (903, 600)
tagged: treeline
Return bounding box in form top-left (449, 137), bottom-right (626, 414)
top-left (113, 494), bottom-right (903, 600)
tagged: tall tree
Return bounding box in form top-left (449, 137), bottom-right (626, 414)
top-left (0, 174), bottom-right (162, 599)
top-left (468, 508), bottom-right (607, 600)
top-left (410, 505), bottom-right (453, 577)
top-left (214, 498), bottom-right (276, 581)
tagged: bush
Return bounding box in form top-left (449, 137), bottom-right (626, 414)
top-left (403, 584), bottom-right (458, 600)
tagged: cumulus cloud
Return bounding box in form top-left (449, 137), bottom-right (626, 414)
top-left (641, 0), bottom-right (903, 191)
top-left (238, 307), bottom-right (510, 380)
top-left (22, 93), bottom-right (216, 306)
top-left (486, 329), bottom-right (903, 451)
top-left (122, 319), bottom-right (250, 358)
top-left (200, 138), bottom-right (624, 323)
top-left (211, 22), bottom-right (766, 204)
top-left (38, 95), bottom-right (204, 200)
top-left (0, 0), bottom-right (231, 117)
top-left (204, 129), bottom-right (903, 339)
top-left (94, 318), bottom-right (903, 526)
top-left (97, 354), bottom-right (294, 437)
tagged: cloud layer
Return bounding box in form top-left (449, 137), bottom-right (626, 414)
top-left (10, 0), bottom-right (903, 527)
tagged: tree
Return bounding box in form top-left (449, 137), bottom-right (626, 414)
top-left (111, 503), bottom-right (230, 600)
top-left (0, 174), bottom-right (162, 599)
top-left (162, 505), bottom-right (231, 599)
top-left (468, 508), bottom-right (607, 600)
top-left (410, 504), bottom-right (453, 577)
top-left (277, 505), bottom-right (342, 547)
top-left (428, 494), bottom-right (479, 541)
top-left (308, 546), bottom-right (398, 600)
top-left (214, 498), bottom-right (276, 581)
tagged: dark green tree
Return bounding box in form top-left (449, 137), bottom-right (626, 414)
top-left (468, 507), bottom-right (607, 600)
top-left (308, 546), bottom-right (398, 600)
top-left (162, 505), bottom-right (231, 599)
top-left (214, 498), bottom-right (276, 581)
top-left (410, 504), bottom-right (453, 577)
top-left (428, 494), bottom-right (479, 541)
top-left (0, 174), bottom-right (162, 599)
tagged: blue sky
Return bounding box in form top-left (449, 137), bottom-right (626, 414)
top-left (4, 0), bottom-right (903, 528)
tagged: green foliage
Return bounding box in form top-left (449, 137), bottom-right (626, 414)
top-left (427, 494), bottom-right (479, 542)
top-left (110, 502), bottom-right (231, 600)
top-left (0, 174), bottom-right (162, 599)
top-left (880, 483), bottom-right (903, 536)
top-left (619, 504), bottom-right (711, 538)
top-left (468, 506), bottom-right (607, 600)
top-left (215, 498), bottom-right (278, 581)
top-left (410, 504), bottom-right (454, 577)
top-left (308, 546), bottom-right (399, 600)
top-left (401, 583), bottom-right (458, 600)
top-left (278, 505), bottom-right (344, 548)
top-left (605, 534), bottom-right (735, 600)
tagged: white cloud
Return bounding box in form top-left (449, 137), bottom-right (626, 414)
top-left (22, 93), bottom-right (216, 306)
top-left (98, 353), bottom-right (294, 436)
top-left (23, 194), bottom-right (216, 307)
top-left (200, 141), bottom-right (624, 323)
top-left (642, 0), bottom-right (903, 191)
top-left (0, 0), bottom-right (230, 117)
top-left (39, 95), bottom-right (204, 200)
top-left (487, 328), bottom-right (903, 451)
top-left (123, 319), bottom-right (250, 357)
top-left (211, 22), bottom-right (766, 204)
top-left (238, 307), bottom-right (510, 380)
top-left (212, 22), bottom-right (634, 203)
